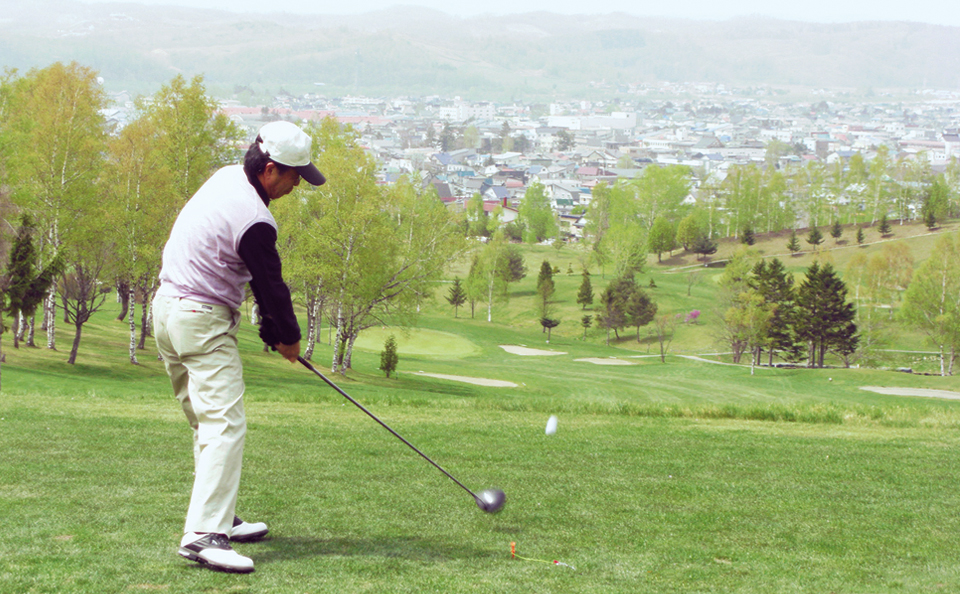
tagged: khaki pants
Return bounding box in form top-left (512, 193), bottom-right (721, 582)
top-left (153, 294), bottom-right (246, 536)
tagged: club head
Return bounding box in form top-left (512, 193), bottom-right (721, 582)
top-left (475, 488), bottom-right (506, 513)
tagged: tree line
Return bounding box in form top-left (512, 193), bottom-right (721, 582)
top-left (0, 61), bottom-right (464, 378)
top-left (467, 145), bottom-right (959, 284)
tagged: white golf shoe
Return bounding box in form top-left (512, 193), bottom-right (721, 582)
top-left (178, 533), bottom-right (254, 573)
top-left (229, 515), bottom-right (269, 542)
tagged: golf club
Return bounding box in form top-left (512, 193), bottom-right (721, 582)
top-left (297, 356), bottom-right (506, 513)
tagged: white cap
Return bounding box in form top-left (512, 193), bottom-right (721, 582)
top-left (257, 121), bottom-right (325, 186)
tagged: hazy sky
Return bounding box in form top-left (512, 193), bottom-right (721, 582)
top-left (78, 0), bottom-right (960, 27)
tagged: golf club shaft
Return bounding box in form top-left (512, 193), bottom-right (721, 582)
top-left (297, 356), bottom-right (479, 500)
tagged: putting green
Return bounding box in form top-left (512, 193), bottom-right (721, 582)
top-left (353, 326), bottom-right (480, 357)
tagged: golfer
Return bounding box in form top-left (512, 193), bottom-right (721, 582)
top-left (153, 121), bottom-right (325, 573)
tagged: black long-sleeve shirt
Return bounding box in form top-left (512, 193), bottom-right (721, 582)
top-left (238, 167), bottom-right (302, 345)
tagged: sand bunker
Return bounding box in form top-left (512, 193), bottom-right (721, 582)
top-left (574, 358), bottom-right (634, 366)
top-left (860, 387), bottom-right (960, 400)
top-left (499, 345), bottom-right (567, 356)
top-left (413, 372), bottom-right (518, 388)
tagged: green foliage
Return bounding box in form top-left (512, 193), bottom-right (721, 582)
top-left (752, 258), bottom-right (802, 364)
top-left (4, 215), bottom-right (62, 349)
top-left (576, 269), bottom-right (593, 310)
top-left (740, 225), bottom-right (756, 246)
top-left (795, 262), bottom-right (859, 367)
top-left (554, 129), bottom-right (574, 151)
top-left (691, 233), bottom-right (718, 261)
top-left (466, 193), bottom-right (490, 237)
top-left (806, 226), bottom-right (824, 247)
top-left (899, 233), bottom-right (960, 375)
top-left (676, 209), bottom-right (709, 251)
top-left (275, 118), bottom-right (465, 372)
top-left (445, 277), bottom-right (467, 318)
top-left (139, 74), bottom-right (242, 201)
top-left (539, 316), bottom-right (560, 341)
top-left (585, 182), bottom-right (647, 276)
top-left (922, 176), bottom-right (949, 230)
top-left (518, 182), bottom-right (558, 243)
top-left (580, 314), bottom-right (592, 338)
top-left (536, 259), bottom-right (553, 292)
top-left (648, 216), bottom-right (677, 262)
top-left (787, 229), bottom-right (802, 254)
top-left (830, 220), bottom-right (843, 240)
top-left (628, 165), bottom-right (691, 228)
top-left (856, 226), bottom-right (866, 245)
top-left (625, 286), bottom-right (657, 341)
top-left (595, 275), bottom-right (655, 344)
top-left (879, 213), bottom-right (892, 235)
top-left (379, 334), bottom-right (399, 378)
top-left (535, 260), bottom-right (555, 318)
top-left (5, 62), bottom-right (108, 249)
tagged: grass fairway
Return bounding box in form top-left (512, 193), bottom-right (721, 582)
top-left (4, 391), bottom-right (960, 593)
top-left (4, 224), bottom-right (960, 593)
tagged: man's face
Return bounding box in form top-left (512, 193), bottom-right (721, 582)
top-left (261, 163), bottom-right (301, 201)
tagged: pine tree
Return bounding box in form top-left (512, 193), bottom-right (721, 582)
top-left (856, 226), bottom-right (865, 245)
top-left (536, 260), bottom-right (555, 325)
top-left (878, 214), bottom-right (892, 236)
top-left (625, 288), bottom-right (657, 342)
top-left (830, 220), bottom-right (843, 241)
top-left (691, 234), bottom-right (718, 261)
top-left (751, 258), bottom-right (800, 364)
top-left (446, 277), bottom-right (467, 318)
top-left (787, 230), bottom-right (802, 255)
top-left (576, 269), bottom-right (593, 309)
top-left (806, 226), bottom-right (824, 247)
top-left (794, 262), bottom-right (858, 368)
top-left (4, 215), bottom-right (63, 350)
top-left (740, 226), bottom-right (756, 246)
top-left (581, 315), bottom-right (592, 339)
top-left (596, 276), bottom-right (634, 345)
top-left (540, 317), bottom-right (560, 342)
top-left (536, 260), bottom-right (554, 293)
top-left (379, 335), bottom-right (399, 378)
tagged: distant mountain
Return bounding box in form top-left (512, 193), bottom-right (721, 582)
top-left (1, 0), bottom-right (958, 100)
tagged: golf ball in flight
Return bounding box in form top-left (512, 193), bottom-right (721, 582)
top-left (545, 415), bottom-right (558, 435)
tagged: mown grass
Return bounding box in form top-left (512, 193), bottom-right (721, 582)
top-left (3, 228), bottom-right (960, 592)
top-left (4, 394), bottom-right (960, 593)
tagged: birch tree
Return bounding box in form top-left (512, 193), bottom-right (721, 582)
top-left (900, 233), bottom-right (960, 375)
top-left (5, 62), bottom-right (108, 351)
top-left (276, 118), bottom-right (464, 374)
top-left (103, 116), bottom-right (174, 363)
top-left (58, 193), bottom-right (115, 365)
top-left (866, 146), bottom-right (893, 225)
top-left (128, 75), bottom-right (241, 353)
top-left (139, 74), bottom-right (241, 202)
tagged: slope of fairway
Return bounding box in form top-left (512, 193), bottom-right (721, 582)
top-left (352, 326), bottom-right (481, 357)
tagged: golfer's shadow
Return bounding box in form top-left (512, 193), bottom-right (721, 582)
top-left (252, 536), bottom-right (494, 563)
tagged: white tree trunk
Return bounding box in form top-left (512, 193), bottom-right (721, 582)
top-left (45, 289), bottom-right (57, 350)
top-left (16, 311), bottom-right (27, 343)
top-left (332, 305), bottom-right (344, 373)
top-left (129, 286), bottom-right (139, 365)
top-left (27, 314), bottom-right (36, 348)
top-left (345, 333), bottom-right (358, 370)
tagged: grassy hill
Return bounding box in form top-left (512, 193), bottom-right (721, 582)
top-left (4, 220), bottom-right (960, 593)
top-left (2, 218), bottom-right (958, 418)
